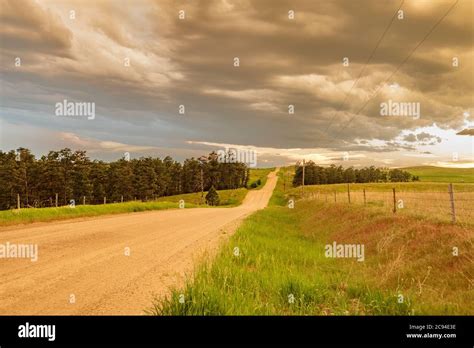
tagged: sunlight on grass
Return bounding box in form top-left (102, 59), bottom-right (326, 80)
top-left (0, 188), bottom-right (250, 226)
top-left (247, 168), bottom-right (274, 190)
top-left (0, 201), bottom-right (189, 226)
top-left (150, 167), bottom-right (473, 315)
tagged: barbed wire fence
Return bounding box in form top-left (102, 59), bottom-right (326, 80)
top-left (296, 183), bottom-right (474, 226)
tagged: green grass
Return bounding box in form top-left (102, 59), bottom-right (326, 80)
top-left (247, 168), bottom-right (274, 189)
top-left (150, 167), bottom-right (473, 315)
top-left (285, 181), bottom-right (474, 226)
top-left (0, 201), bottom-right (193, 227)
top-left (403, 166), bottom-right (474, 183)
top-left (155, 188), bottom-right (248, 207)
top-left (0, 188), bottom-right (248, 227)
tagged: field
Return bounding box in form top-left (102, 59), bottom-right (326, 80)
top-left (151, 168), bottom-right (474, 315)
top-left (155, 188), bottom-right (247, 206)
top-left (403, 166), bottom-right (474, 183)
top-left (285, 182), bottom-right (474, 227)
top-left (247, 168), bottom-right (274, 189)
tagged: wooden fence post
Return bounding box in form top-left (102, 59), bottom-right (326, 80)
top-left (363, 189), bottom-right (366, 205)
top-left (347, 184), bottom-right (351, 203)
top-left (104, 196), bottom-right (106, 204)
top-left (392, 188), bottom-right (396, 213)
top-left (17, 193), bottom-right (20, 210)
top-left (121, 195), bottom-right (124, 203)
top-left (334, 191), bottom-right (337, 202)
top-left (55, 193), bottom-right (58, 207)
top-left (448, 183), bottom-right (456, 224)
top-left (83, 196), bottom-right (86, 205)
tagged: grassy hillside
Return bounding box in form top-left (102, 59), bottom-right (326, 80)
top-left (0, 201), bottom-right (192, 227)
top-left (403, 166), bottom-right (474, 183)
top-left (151, 169), bottom-right (474, 315)
top-left (155, 188), bottom-right (247, 206)
top-left (285, 182), bottom-right (474, 226)
top-left (0, 188), bottom-right (248, 227)
top-left (247, 168), bottom-right (274, 189)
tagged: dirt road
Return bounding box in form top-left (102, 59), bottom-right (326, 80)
top-left (0, 170), bottom-right (278, 315)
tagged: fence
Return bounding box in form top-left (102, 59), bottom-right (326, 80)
top-left (12, 194), bottom-right (131, 210)
top-left (296, 183), bottom-right (474, 226)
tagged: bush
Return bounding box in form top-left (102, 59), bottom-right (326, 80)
top-left (205, 186), bottom-right (220, 206)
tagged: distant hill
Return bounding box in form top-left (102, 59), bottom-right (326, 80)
top-left (403, 166), bottom-right (474, 183)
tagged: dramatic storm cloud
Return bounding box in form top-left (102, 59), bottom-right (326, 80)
top-left (0, 0), bottom-right (472, 167)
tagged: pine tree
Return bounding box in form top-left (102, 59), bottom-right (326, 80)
top-left (0, 150), bottom-right (17, 209)
top-left (90, 161), bottom-right (108, 204)
top-left (0, 148), bottom-right (253, 210)
top-left (205, 185), bottom-right (220, 206)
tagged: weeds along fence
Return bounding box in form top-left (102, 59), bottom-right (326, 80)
top-left (8, 188), bottom-right (244, 211)
top-left (292, 183), bottom-right (474, 227)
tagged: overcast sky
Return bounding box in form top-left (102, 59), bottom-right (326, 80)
top-left (0, 0), bottom-right (473, 168)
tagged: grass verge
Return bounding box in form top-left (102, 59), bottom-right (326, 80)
top-left (0, 188), bottom-right (249, 227)
top-left (0, 201), bottom-right (198, 227)
top-left (151, 169), bottom-right (473, 315)
top-left (155, 188), bottom-right (247, 206)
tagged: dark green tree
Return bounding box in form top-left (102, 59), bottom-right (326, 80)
top-left (205, 185), bottom-right (220, 206)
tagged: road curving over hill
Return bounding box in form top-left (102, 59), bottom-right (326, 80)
top-left (0, 169), bottom-right (279, 315)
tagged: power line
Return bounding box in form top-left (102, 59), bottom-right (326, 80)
top-left (333, 0), bottom-right (459, 139)
top-left (324, 0), bottom-right (405, 135)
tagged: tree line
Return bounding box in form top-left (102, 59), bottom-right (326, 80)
top-left (292, 161), bottom-right (418, 186)
top-left (0, 148), bottom-right (250, 210)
